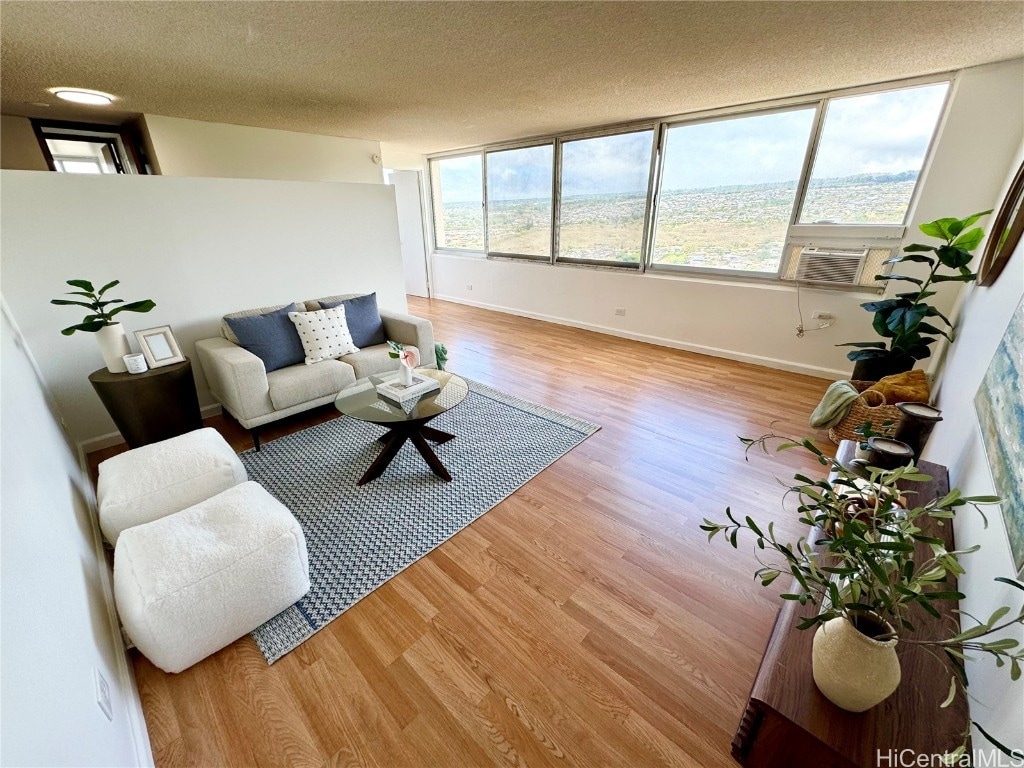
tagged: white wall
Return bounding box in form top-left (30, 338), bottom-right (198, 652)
top-left (922, 141), bottom-right (1024, 752)
top-left (0, 306), bottom-right (152, 767)
top-left (430, 59), bottom-right (1024, 378)
top-left (0, 114), bottom-right (49, 171)
top-left (0, 171), bottom-right (407, 446)
top-left (381, 142), bottom-right (426, 172)
top-left (143, 114), bottom-right (384, 184)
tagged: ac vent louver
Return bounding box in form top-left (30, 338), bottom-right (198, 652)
top-left (795, 247), bottom-right (868, 285)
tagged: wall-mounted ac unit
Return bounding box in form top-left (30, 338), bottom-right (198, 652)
top-left (795, 247), bottom-right (869, 285)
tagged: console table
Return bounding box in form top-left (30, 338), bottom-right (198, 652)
top-left (89, 358), bottom-right (203, 448)
top-left (731, 441), bottom-right (969, 766)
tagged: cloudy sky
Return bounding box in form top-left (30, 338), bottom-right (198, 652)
top-left (434, 82), bottom-right (948, 202)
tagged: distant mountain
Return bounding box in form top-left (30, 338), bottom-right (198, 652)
top-left (806, 170), bottom-right (918, 188)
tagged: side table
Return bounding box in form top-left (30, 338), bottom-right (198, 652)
top-left (89, 358), bottom-right (203, 448)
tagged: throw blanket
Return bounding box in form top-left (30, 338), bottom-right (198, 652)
top-left (866, 369), bottom-right (930, 404)
top-left (810, 380), bottom-right (860, 429)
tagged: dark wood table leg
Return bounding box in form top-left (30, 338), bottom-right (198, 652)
top-left (420, 425), bottom-right (455, 444)
top-left (410, 431), bottom-right (452, 481)
top-left (358, 430), bottom-right (408, 486)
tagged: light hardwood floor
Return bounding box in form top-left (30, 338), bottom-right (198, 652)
top-left (96, 297), bottom-right (837, 768)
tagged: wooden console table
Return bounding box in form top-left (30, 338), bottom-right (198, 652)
top-left (731, 442), bottom-right (969, 767)
top-left (89, 358), bottom-right (202, 448)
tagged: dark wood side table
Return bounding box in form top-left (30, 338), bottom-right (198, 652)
top-left (89, 358), bottom-right (203, 449)
top-left (731, 441), bottom-right (968, 767)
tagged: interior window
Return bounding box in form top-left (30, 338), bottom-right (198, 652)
top-left (557, 130), bottom-right (654, 264)
top-left (653, 108), bottom-right (816, 273)
top-left (799, 83), bottom-right (949, 225)
top-left (430, 154), bottom-right (485, 251)
top-left (485, 144), bottom-right (553, 259)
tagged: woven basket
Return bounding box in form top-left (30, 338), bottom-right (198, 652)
top-left (828, 381), bottom-right (901, 444)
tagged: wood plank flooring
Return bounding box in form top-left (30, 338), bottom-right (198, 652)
top-left (94, 297), bottom-right (836, 767)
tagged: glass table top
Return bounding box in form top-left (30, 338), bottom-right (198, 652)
top-left (334, 368), bottom-right (468, 424)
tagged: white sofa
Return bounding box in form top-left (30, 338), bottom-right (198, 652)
top-left (195, 293), bottom-right (435, 449)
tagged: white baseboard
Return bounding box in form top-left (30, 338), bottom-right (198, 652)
top-left (433, 293), bottom-right (847, 380)
top-left (78, 403), bottom-right (223, 456)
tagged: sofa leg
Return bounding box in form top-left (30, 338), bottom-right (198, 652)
top-left (252, 429), bottom-right (261, 451)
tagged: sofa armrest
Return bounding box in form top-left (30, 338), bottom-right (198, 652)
top-left (194, 337), bottom-right (274, 425)
top-left (380, 310), bottom-right (436, 368)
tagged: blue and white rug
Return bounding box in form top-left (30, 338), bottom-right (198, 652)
top-left (241, 379), bottom-right (600, 663)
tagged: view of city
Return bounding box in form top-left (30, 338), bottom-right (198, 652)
top-left (438, 172), bottom-right (917, 270)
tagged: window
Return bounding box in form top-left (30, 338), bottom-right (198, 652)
top-left (799, 83), bottom-right (949, 224)
top-left (558, 130), bottom-right (654, 264)
top-left (33, 120), bottom-right (147, 175)
top-left (485, 144), bottom-right (553, 258)
top-left (653, 108), bottom-right (816, 273)
top-left (430, 154), bottom-right (484, 251)
top-left (426, 76), bottom-right (950, 287)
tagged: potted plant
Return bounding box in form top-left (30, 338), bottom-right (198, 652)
top-left (839, 211), bottom-right (991, 381)
top-left (51, 279), bottom-right (156, 373)
top-left (700, 434), bottom-right (1024, 760)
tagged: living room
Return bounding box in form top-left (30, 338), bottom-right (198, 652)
top-left (1, 2), bottom-right (1023, 767)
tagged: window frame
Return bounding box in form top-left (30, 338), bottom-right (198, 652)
top-left (425, 71), bottom-right (955, 288)
top-left (31, 118), bottom-right (149, 175)
top-left (482, 139), bottom-right (556, 262)
top-left (428, 150), bottom-right (486, 255)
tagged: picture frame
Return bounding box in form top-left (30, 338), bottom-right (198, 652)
top-left (134, 325), bottom-right (185, 368)
top-left (979, 159), bottom-right (1024, 286)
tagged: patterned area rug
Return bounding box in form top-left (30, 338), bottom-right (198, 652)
top-left (241, 379), bottom-right (599, 663)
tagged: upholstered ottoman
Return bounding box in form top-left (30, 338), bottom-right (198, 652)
top-left (98, 427), bottom-right (247, 545)
top-left (114, 481), bottom-right (309, 673)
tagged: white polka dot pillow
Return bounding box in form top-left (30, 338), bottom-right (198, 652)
top-left (287, 306), bottom-right (359, 364)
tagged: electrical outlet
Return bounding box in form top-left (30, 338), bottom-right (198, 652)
top-left (94, 668), bottom-right (113, 721)
top-left (614, 307), bottom-right (626, 316)
top-left (465, 283), bottom-right (473, 291)
top-left (811, 311), bottom-right (834, 320)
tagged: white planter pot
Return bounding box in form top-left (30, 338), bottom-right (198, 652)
top-left (812, 615), bottom-right (901, 712)
top-left (96, 323), bottom-right (131, 373)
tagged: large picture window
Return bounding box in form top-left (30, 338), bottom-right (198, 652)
top-left (427, 76), bottom-right (950, 286)
top-left (485, 144), bottom-right (553, 258)
top-left (430, 154), bottom-right (484, 251)
top-left (653, 108), bottom-right (816, 273)
top-left (557, 130), bottom-right (654, 264)
top-left (799, 83), bottom-right (949, 225)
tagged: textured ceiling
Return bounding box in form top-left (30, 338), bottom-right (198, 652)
top-left (2, 1), bottom-right (1023, 154)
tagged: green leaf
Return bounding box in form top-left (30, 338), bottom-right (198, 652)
top-left (919, 218), bottom-right (957, 239)
top-left (876, 274), bottom-right (924, 286)
top-left (60, 320), bottom-right (107, 335)
top-left (951, 227), bottom-right (984, 251)
top-left (50, 299), bottom-right (97, 309)
top-left (97, 279), bottom-right (120, 296)
top-left (108, 299), bottom-right (156, 316)
top-left (836, 341), bottom-right (888, 349)
top-left (972, 720), bottom-right (1024, 759)
top-left (935, 245), bottom-right (973, 269)
top-left (932, 272), bottom-right (977, 283)
top-left (66, 279), bottom-right (95, 291)
top-left (885, 253), bottom-right (935, 266)
top-left (956, 210), bottom-right (993, 231)
top-left (902, 243), bottom-right (936, 253)
top-left (940, 676), bottom-right (957, 708)
top-left (995, 577), bottom-right (1024, 592)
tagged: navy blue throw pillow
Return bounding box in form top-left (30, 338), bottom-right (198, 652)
top-left (321, 293), bottom-right (387, 348)
top-left (224, 303), bottom-right (306, 372)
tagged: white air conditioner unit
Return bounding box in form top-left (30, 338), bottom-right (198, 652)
top-left (795, 247), bottom-right (869, 285)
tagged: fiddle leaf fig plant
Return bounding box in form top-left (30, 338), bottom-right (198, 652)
top-left (838, 210), bottom-right (992, 368)
top-left (700, 433), bottom-right (1024, 759)
top-left (50, 279), bottom-right (155, 335)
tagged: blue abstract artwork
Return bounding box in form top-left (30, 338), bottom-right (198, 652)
top-left (975, 296), bottom-right (1024, 574)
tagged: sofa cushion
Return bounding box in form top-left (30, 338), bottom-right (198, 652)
top-left (320, 293), bottom-right (387, 348)
top-left (288, 306), bottom-right (360, 364)
top-left (266, 359), bottom-right (356, 411)
top-left (342, 344), bottom-right (419, 380)
top-left (223, 303), bottom-right (306, 372)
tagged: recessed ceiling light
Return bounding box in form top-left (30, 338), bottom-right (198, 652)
top-left (50, 88), bottom-right (115, 106)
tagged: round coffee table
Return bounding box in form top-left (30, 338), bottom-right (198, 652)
top-left (334, 369), bottom-right (469, 485)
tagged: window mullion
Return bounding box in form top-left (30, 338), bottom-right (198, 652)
top-left (551, 139), bottom-right (562, 265)
top-left (790, 99), bottom-right (828, 228)
top-left (640, 123), bottom-right (667, 273)
top-left (481, 151), bottom-right (490, 255)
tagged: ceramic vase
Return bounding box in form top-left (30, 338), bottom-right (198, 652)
top-left (96, 323), bottom-right (131, 373)
top-left (812, 615), bottom-right (901, 712)
top-left (398, 361), bottom-right (413, 386)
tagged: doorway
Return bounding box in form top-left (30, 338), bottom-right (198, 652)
top-left (386, 169), bottom-right (430, 298)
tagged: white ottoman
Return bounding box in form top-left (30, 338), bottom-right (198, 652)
top-left (98, 427), bottom-right (247, 545)
top-left (113, 481), bottom-right (309, 673)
